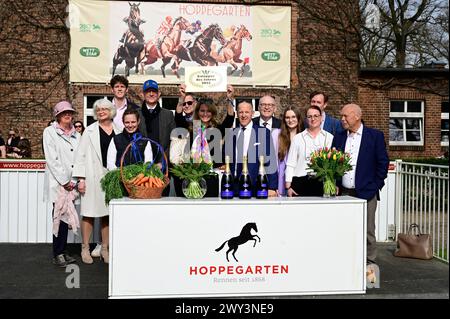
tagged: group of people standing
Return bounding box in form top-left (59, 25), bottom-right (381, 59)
top-left (42, 75), bottom-right (388, 268)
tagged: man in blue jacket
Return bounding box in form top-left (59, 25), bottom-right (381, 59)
top-left (224, 101), bottom-right (278, 197)
top-left (332, 103), bottom-right (389, 265)
top-left (310, 91), bottom-right (344, 136)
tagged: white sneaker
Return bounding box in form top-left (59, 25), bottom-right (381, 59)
top-left (91, 243), bottom-right (102, 258)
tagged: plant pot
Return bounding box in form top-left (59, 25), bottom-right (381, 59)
top-left (323, 176), bottom-right (336, 198)
top-left (182, 178), bottom-right (207, 199)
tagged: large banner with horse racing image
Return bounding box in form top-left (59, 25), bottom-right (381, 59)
top-left (69, 0), bottom-right (291, 87)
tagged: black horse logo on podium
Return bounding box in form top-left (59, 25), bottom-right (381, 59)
top-left (215, 222), bottom-right (260, 262)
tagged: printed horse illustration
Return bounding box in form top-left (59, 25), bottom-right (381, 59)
top-left (172, 24), bottom-right (226, 76)
top-left (215, 222), bottom-right (260, 262)
top-left (210, 25), bottom-right (252, 77)
top-left (138, 16), bottom-right (191, 78)
top-left (112, 2), bottom-right (146, 76)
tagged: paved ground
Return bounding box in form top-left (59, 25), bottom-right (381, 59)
top-left (0, 242), bottom-right (447, 299)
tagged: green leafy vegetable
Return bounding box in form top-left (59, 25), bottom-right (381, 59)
top-left (100, 169), bottom-right (127, 205)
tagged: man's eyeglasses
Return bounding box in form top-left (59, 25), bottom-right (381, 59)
top-left (306, 114), bottom-right (321, 120)
top-left (182, 101), bottom-right (194, 106)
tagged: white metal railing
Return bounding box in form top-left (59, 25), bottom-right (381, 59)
top-left (0, 160), bottom-right (97, 244)
top-left (395, 160), bottom-right (449, 262)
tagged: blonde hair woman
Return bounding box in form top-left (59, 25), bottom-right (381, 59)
top-left (73, 99), bottom-right (120, 264)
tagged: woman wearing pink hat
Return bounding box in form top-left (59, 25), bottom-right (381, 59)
top-left (42, 101), bottom-right (81, 268)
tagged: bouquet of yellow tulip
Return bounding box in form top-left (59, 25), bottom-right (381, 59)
top-left (308, 147), bottom-right (352, 197)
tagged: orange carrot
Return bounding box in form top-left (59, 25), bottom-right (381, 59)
top-left (132, 173), bottom-right (144, 185)
top-left (137, 176), bottom-right (149, 186)
top-left (148, 177), bottom-right (156, 187)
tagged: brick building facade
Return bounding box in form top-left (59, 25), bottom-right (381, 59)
top-left (0, 0), bottom-right (448, 159)
top-left (359, 68), bottom-right (449, 158)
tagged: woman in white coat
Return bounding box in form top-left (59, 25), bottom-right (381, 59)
top-left (73, 99), bottom-right (120, 264)
top-left (43, 101), bottom-right (80, 267)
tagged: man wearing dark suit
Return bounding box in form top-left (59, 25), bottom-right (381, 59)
top-left (138, 79), bottom-right (175, 196)
top-left (225, 101), bottom-right (278, 197)
top-left (332, 103), bottom-right (389, 265)
top-left (138, 79), bottom-right (175, 154)
top-left (310, 91), bottom-right (344, 136)
top-left (251, 95), bottom-right (281, 131)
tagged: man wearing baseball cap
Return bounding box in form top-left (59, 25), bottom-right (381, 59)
top-left (138, 79), bottom-right (175, 154)
top-left (138, 79), bottom-right (175, 196)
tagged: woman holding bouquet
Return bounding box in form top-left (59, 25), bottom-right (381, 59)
top-left (285, 105), bottom-right (333, 197)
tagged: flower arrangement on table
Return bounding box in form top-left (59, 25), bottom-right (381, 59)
top-left (307, 147), bottom-right (352, 197)
top-left (170, 160), bottom-right (216, 199)
top-left (170, 124), bottom-right (216, 199)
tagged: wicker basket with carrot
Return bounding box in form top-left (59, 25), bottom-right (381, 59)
top-left (120, 138), bottom-right (169, 199)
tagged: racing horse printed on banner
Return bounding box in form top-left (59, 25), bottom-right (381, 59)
top-left (215, 222), bottom-right (261, 262)
top-left (112, 2), bottom-right (146, 76)
top-left (210, 24), bottom-right (253, 77)
top-left (138, 16), bottom-right (191, 78)
top-left (171, 24), bottom-right (226, 76)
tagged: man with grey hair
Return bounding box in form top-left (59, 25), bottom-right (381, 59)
top-left (224, 101), bottom-right (278, 197)
top-left (252, 95), bottom-right (281, 131)
top-left (138, 79), bottom-right (175, 196)
top-left (138, 79), bottom-right (175, 155)
top-left (332, 103), bottom-right (389, 265)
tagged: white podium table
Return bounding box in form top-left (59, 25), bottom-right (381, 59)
top-left (109, 196), bottom-right (366, 298)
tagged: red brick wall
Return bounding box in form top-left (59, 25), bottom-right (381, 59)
top-left (358, 72), bottom-right (449, 159)
top-left (0, 0), bottom-right (69, 157)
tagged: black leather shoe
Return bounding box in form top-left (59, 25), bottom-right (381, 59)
top-left (53, 254), bottom-right (67, 267)
top-left (64, 254), bottom-right (77, 264)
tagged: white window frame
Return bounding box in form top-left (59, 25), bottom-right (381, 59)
top-left (389, 100), bottom-right (424, 146)
top-left (441, 101), bottom-right (449, 147)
